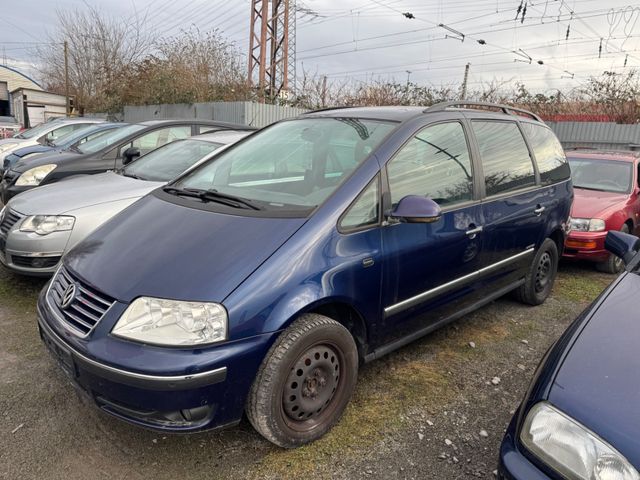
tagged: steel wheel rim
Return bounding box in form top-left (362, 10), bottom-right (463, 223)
top-left (281, 343), bottom-right (344, 432)
top-left (613, 255), bottom-right (624, 271)
top-left (535, 251), bottom-right (552, 293)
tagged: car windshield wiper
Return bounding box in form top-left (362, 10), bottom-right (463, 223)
top-left (122, 171), bottom-right (146, 180)
top-left (574, 185), bottom-right (613, 192)
top-left (200, 189), bottom-right (262, 210)
top-left (163, 187), bottom-right (261, 210)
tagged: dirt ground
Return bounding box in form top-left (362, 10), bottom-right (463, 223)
top-left (0, 262), bottom-right (613, 480)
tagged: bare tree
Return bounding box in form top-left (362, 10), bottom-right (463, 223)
top-left (37, 3), bottom-right (152, 113)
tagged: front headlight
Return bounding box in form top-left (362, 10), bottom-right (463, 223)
top-left (0, 143), bottom-right (18, 153)
top-left (15, 164), bottom-right (57, 186)
top-left (570, 218), bottom-right (606, 232)
top-left (20, 215), bottom-right (75, 235)
top-left (112, 297), bottom-right (228, 346)
top-left (521, 402), bottom-right (640, 480)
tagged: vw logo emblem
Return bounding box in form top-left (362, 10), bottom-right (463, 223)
top-left (60, 283), bottom-right (77, 310)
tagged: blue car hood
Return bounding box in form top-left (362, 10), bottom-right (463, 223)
top-left (64, 192), bottom-right (307, 304)
top-left (548, 272), bottom-right (640, 469)
top-left (11, 144), bottom-right (56, 158)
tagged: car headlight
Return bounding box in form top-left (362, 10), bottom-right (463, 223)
top-left (570, 218), bottom-right (606, 232)
top-left (0, 143), bottom-right (18, 153)
top-left (20, 215), bottom-right (75, 235)
top-left (0, 205), bottom-right (6, 223)
top-left (112, 297), bottom-right (228, 346)
top-left (521, 402), bottom-right (640, 480)
top-left (15, 164), bottom-right (57, 186)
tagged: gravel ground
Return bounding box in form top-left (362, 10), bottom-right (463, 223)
top-left (0, 262), bottom-right (613, 480)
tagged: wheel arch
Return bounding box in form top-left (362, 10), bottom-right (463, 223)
top-left (547, 227), bottom-right (566, 256)
top-left (306, 301), bottom-right (369, 361)
top-left (624, 218), bottom-right (634, 231)
top-left (264, 291), bottom-right (371, 362)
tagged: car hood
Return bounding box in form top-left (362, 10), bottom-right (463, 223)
top-left (11, 144), bottom-right (55, 158)
top-left (0, 138), bottom-right (26, 146)
top-left (570, 188), bottom-right (629, 219)
top-left (12, 150), bottom-right (84, 173)
top-left (9, 172), bottom-right (161, 215)
top-left (548, 272), bottom-right (640, 468)
top-left (64, 193), bottom-right (308, 303)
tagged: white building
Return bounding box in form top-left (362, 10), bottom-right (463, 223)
top-left (0, 64), bottom-right (72, 127)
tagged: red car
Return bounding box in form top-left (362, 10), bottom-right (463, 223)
top-left (563, 150), bottom-right (640, 273)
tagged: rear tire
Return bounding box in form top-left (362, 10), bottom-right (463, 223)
top-left (596, 224), bottom-right (629, 274)
top-left (246, 314), bottom-right (358, 448)
top-left (515, 238), bottom-right (559, 306)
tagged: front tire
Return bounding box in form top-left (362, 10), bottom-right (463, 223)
top-left (596, 224), bottom-right (629, 274)
top-left (516, 238), bottom-right (559, 306)
top-left (246, 314), bottom-right (358, 448)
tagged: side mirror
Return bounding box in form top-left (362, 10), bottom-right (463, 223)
top-left (122, 147), bottom-right (141, 165)
top-left (605, 230), bottom-right (640, 265)
top-left (390, 195), bottom-right (442, 224)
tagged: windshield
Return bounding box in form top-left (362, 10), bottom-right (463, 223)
top-left (568, 157), bottom-right (633, 194)
top-left (124, 139), bottom-right (223, 182)
top-left (53, 124), bottom-right (114, 148)
top-left (171, 117), bottom-right (395, 211)
top-left (16, 121), bottom-right (61, 140)
top-left (77, 124), bottom-right (144, 154)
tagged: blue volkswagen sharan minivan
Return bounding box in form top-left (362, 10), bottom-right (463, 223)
top-left (37, 102), bottom-right (573, 447)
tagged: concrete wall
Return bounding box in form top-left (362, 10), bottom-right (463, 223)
top-left (123, 101), bottom-right (308, 128)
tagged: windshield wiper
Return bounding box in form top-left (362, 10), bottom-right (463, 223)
top-left (122, 171), bottom-right (145, 180)
top-left (163, 187), bottom-right (261, 210)
top-left (574, 185), bottom-right (611, 192)
top-left (200, 189), bottom-right (261, 210)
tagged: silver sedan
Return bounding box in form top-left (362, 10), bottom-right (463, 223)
top-left (0, 129), bottom-right (251, 275)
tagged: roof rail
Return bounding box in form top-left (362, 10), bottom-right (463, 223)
top-left (424, 101), bottom-right (542, 122)
top-left (302, 106), bottom-right (357, 115)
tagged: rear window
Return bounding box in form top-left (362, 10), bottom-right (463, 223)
top-left (521, 123), bottom-right (570, 185)
top-left (472, 121), bottom-right (535, 196)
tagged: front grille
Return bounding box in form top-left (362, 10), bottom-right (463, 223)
top-left (11, 255), bottom-right (61, 269)
top-left (47, 267), bottom-right (116, 335)
top-left (2, 169), bottom-right (17, 184)
top-left (0, 210), bottom-right (23, 236)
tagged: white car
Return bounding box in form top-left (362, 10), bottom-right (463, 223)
top-left (0, 129), bottom-right (252, 276)
top-left (0, 118), bottom-right (104, 163)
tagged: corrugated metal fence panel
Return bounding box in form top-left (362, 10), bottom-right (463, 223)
top-left (243, 103), bottom-right (308, 128)
top-left (547, 122), bottom-right (640, 149)
top-left (123, 101), bottom-right (308, 127)
top-left (212, 102), bottom-right (247, 125)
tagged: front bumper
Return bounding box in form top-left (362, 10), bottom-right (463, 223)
top-left (0, 227), bottom-right (70, 276)
top-left (37, 290), bottom-right (275, 432)
top-left (498, 416), bottom-right (556, 480)
top-left (562, 231), bottom-right (610, 262)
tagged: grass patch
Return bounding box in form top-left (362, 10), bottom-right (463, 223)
top-left (553, 271), bottom-right (611, 303)
top-left (0, 269), bottom-right (45, 313)
top-left (252, 355), bottom-right (452, 479)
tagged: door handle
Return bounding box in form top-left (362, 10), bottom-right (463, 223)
top-left (534, 205), bottom-right (546, 216)
top-left (465, 226), bottom-right (483, 239)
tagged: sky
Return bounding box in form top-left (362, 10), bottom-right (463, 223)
top-left (2, 0), bottom-right (640, 95)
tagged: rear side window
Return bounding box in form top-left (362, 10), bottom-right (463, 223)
top-left (521, 123), bottom-right (570, 185)
top-left (132, 126), bottom-right (191, 155)
top-left (472, 121), bottom-right (535, 196)
top-left (387, 122), bottom-right (474, 207)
